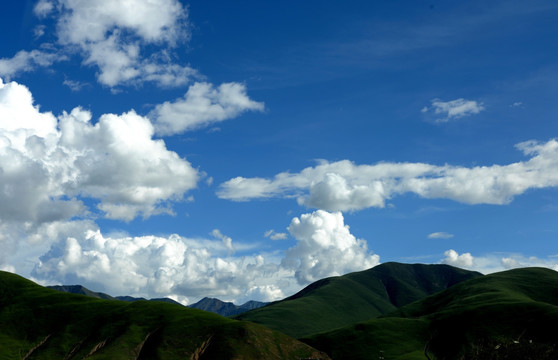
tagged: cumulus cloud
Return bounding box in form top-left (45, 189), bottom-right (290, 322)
top-left (3, 0), bottom-right (194, 88)
top-left (0, 78), bottom-right (198, 222)
top-left (283, 210), bottom-right (380, 284)
top-left (422, 98), bottom-right (484, 122)
top-left (27, 210), bottom-right (380, 302)
top-left (428, 232), bottom-right (454, 239)
top-left (32, 225), bottom-right (289, 304)
top-left (442, 249), bottom-right (475, 268)
top-left (218, 140), bottom-right (558, 212)
top-left (53, 0), bottom-right (194, 88)
top-left (150, 82), bottom-right (265, 135)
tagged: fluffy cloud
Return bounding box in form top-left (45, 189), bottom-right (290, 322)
top-left (22, 210), bottom-right (380, 304)
top-left (0, 78), bottom-right (198, 222)
top-left (32, 224), bottom-right (289, 304)
top-left (442, 249), bottom-right (474, 268)
top-left (422, 98), bottom-right (484, 122)
top-left (4, 0), bottom-right (194, 88)
top-left (428, 232), bottom-right (454, 239)
top-left (151, 82), bottom-right (265, 135)
top-left (218, 139), bottom-right (558, 211)
top-left (283, 210), bottom-right (380, 284)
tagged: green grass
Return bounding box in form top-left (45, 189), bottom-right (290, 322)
top-left (0, 271), bottom-right (329, 360)
top-left (235, 262), bottom-right (481, 338)
top-left (302, 267), bottom-right (558, 360)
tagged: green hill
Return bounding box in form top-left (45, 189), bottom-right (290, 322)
top-left (303, 267), bottom-right (558, 360)
top-left (235, 262), bottom-right (481, 338)
top-left (0, 271), bottom-right (329, 360)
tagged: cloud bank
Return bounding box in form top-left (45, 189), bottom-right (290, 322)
top-left (29, 210), bottom-right (378, 303)
top-left (218, 139), bottom-right (558, 211)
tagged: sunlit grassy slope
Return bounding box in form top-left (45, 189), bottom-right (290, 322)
top-left (235, 262), bottom-right (481, 338)
top-left (303, 267), bottom-right (558, 360)
top-left (0, 271), bottom-right (329, 360)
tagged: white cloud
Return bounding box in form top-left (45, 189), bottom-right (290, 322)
top-left (22, 210), bottom-right (381, 303)
top-left (428, 232), bottom-right (454, 239)
top-left (442, 249), bottom-right (474, 268)
top-left (54, 0), bottom-right (187, 46)
top-left (150, 82), bottom-right (265, 135)
top-left (283, 210), bottom-right (380, 285)
top-left (218, 139), bottom-right (558, 212)
top-left (0, 50), bottom-right (66, 80)
top-left (422, 98), bottom-right (484, 122)
top-left (211, 229), bottom-right (235, 254)
top-left (0, 78), bottom-right (198, 222)
top-left (440, 250), bottom-right (558, 274)
top-left (33, 0), bottom-right (54, 18)
top-left (31, 223), bottom-right (290, 304)
top-left (3, 0), bottom-right (194, 88)
top-left (52, 0), bottom-right (192, 88)
top-left (500, 255), bottom-right (558, 272)
top-left (264, 229), bottom-right (288, 240)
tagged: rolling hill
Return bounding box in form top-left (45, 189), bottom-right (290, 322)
top-left (235, 262), bottom-right (482, 338)
top-left (0, 271), bottom-right (329, 360)
top-left (303, 267), bottom-right (558, 360)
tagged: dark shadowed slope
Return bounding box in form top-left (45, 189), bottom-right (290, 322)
top-left (236, 262), bottom-right (481, 338)
top-left (0, 271), bottom-right (329, 360)
top-left (304, 267), bottom-right (558, 360)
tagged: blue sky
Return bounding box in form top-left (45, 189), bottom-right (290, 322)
top-left (1, 0), bottom-right (558, 304)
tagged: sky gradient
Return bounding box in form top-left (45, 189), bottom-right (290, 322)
top-left (1, 0), bottom-right (558, 305)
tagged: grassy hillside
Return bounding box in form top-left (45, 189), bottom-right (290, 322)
top-left (236, 262), bottom-right (481, 338)
top-left (304, 267), bottom-right (558, 360)
top-left (0, 271), bottom-right (329, 360)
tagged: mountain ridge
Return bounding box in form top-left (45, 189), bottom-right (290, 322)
top-left (303, 266), bottom-right (558, 359)
top-left (0, 270), bottom-right (329, 359)
top-left (188, 297), bottom-right (268, 316)
top-left (236, 262), bottom-right (482, 338)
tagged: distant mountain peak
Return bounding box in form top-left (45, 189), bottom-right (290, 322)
top-left (189, 297), bottom-right (268, 317)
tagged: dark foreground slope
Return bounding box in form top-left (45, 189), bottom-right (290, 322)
top-left (304, 267), bottom-right (558, 360)
top-left (0, 271), bottom-right (329, 360)
top-left (236, 262), bottom-right (481, 338)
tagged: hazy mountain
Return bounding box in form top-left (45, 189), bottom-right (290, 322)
top-left (236, 262), bottom-right (482, 338)
top-left (115, 295), bottom-right (183, 306)
top-left (0, 271), bottom-right (329, 359)
top-left (47, 285), bottom-right (115, 300)
top-left (48, 284), bottom-right (184, 306)
top-left (189, 297), bottom-right (268, 316)
top-left (304, 267), bottom-right (558, 359)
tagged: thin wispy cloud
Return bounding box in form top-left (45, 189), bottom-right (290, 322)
top-left (428, 232), bottom-right (454, 239)
top-left (421, 98), bottom-right (484, 122)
